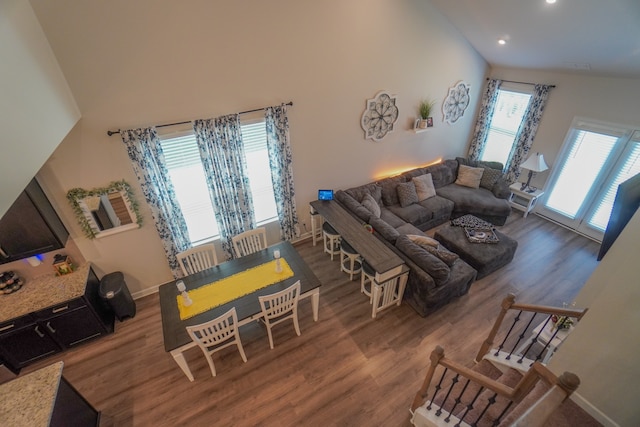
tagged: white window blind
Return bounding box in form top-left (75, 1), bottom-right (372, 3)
top-left (544, 129), bottom-right (619, 219)
top-left (480, 89), bottom-right (532, 164)
top-left (162, 134), bottom-right (219, 244)
top-left (160, 120), bottom-right (277, 245)
top-left (588, 138), bottom-right (640, 230)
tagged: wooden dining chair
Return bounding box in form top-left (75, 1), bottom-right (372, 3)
top-left (232, 227), bottom-right (267, 258)
top-left (185, 307), bottom-right (247, 378)
top-left (258, 280), bottom-right (301, 349)
top-left (177, 243), bottom-right (219, 276)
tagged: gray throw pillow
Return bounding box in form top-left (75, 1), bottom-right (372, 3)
top-left (423, 245), bottom-right (459, 266)
top-left (361, 193), bottom-right (381, 218)
top-left (396, 182), bottom-right (419, 207)
top-left (368, 216), bottom-right (400, 243)
top-left (480, 167), bottom-right (502, 190)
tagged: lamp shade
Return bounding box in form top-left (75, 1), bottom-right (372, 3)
top-left (520, 152), bottom-right (548, 172)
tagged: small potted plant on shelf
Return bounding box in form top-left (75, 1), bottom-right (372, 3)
top-left (417, 99), bottom-right (435, 129)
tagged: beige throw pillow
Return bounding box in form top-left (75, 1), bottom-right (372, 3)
top-left (412, 173), bottom-right (436, 201)
top-left (407, 234), bottom-right (439, 247)
top-left (456, 165), bottom-right (484, 189)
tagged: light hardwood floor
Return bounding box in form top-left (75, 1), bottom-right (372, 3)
top-left (24, 213), bottom-right (601, 426)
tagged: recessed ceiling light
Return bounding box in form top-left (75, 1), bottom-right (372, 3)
top-left (498, 39), bottom-right (507, 45)
top-left (546, 0), bottom-right (557, 4)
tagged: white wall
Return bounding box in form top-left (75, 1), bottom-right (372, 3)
top-left (549, 209), bottom-right (640, 427)
top-left (0, 0), bottom-right (80, 217)
top-left (30, 0), bottom-right (488, 294)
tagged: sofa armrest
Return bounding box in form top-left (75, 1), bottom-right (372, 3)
top-left (492, 179), bottom-right (511, 200)
top-left (335, 190), bottom-right (371, 222)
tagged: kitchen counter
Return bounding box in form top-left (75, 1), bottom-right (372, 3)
top-left (0, 361), bottom-right (63, 427)
top-left (0, 264), bottom-right (90, 323)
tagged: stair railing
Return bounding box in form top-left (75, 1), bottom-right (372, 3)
top-left (410, 346), bottom-right (580, 427)
top-left (475, 293), bottom-right (588, 368)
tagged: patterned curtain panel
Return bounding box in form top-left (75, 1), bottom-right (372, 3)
top-left (120, 128), bottom-right (191, 278)
top-left (265, 105), bottom-right (300, 241)
top-left (468, 79), bottom-right (502, 161)
top-left (194, 114), bottom-right (255, 258)
top-left (503, 84), bottom-right (554, 183)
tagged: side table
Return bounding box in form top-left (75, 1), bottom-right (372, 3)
top-left (509, 183), bottom-right (544, 218)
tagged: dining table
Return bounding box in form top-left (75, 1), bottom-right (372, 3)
top-left (158, 241), bottom-right (321, 381)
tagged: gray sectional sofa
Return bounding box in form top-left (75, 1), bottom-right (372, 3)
top-left (334, 157), bottom-right (512, 316)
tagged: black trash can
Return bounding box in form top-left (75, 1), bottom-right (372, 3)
top-left (99, 271), bottom-right (136, 321)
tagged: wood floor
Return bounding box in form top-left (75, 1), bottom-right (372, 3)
top-left (24, 213), bottom-right (601, 426)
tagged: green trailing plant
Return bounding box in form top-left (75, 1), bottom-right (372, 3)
top-left (419, 99), bottom-right (436, 120)
top-left (67, 180), bottom-right (142, 239)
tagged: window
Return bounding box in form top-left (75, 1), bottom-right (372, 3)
top-left (479, 86), bottom-right (532, 165)
top-left (539, 118), bottom-right (640, 240)
top-left (160, 120), bottom-right (277, 245)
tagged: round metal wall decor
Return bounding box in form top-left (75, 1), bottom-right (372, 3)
top-left (361, 91), bottom-right (399, 141)
top-left (443, 81), bottom-right (470, 124)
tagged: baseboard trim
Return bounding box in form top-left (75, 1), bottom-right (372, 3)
top-left (571, 392), bottom-right (620, 427)
top-left (132, 285), bottom-right (160, 300)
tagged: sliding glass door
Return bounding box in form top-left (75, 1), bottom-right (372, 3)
top-left (540, 118), bottom-right (640, 241)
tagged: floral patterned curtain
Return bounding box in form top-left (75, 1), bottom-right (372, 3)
top-left (265, 105), bottom-right (299, 241)
top-left (468, 79), bottom-right (502, 161)
top-left (193, 114), bottom-right (255, 258)
top-left (503, 84), bottom-right (554, 183)
top-left (121, 128), bottom-right (191, 277)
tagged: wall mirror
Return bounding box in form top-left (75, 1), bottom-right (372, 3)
top-left (67, 180), bottom-right (142, 239)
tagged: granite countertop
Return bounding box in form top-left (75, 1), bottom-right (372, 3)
top-left (0, 361), bottom-right (63, 427)
top-left (0, 264), bottom-right (90, 323)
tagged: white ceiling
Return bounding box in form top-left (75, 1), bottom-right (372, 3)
top-left (429, 0), bottom-right (640, 78)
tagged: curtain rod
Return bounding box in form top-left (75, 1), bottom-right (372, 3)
top-left (107, 101), bottom-right (293, 136)
top-left (486, 77), bottom-right (555, 88)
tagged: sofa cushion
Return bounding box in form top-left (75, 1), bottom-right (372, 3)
top-left (417, 195), bottom-right (455, 221)
top-left (361, 193), bottom-right (381, 218)
top-left (397, 182), bottom-right (419, 207)
top-left (395, 223), bottom-right (427, 236)
top-left (345, 183), bottom-right (382, 205)
top-left (396, 235), bottom-right (450, 286)
top-left (480, 167), bottom-right (502, 190)
top-left (455, 165), bottom-right (484, 189)
top-left (379, 208), bottom-right (406, 228)
top-left (426, 161), bottom-right (458, 188)
top-left (368, 216), bottom-right (400, 243)
top-left (388, 203), bottom-right (432, 225)
top-left (378, 176), bottom-right (405, 206)
top-left (436, 185), bottom-right (512, 218)
top-left (334, 190), bottom-right (371, 222)
top-left (413, 173), bottom-right (436, 201)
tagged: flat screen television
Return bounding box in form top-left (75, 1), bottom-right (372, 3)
top-left (597, 172), bottom-right (640, 261)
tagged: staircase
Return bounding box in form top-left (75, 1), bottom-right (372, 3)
top-left (410, 294), bottom-right (599, 427)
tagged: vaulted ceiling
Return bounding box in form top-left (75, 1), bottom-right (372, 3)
top-left (429, 0), bottom-right (640, 78)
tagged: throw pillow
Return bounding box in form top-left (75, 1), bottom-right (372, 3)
top-left (480, 167), bottom-right (502, 190)
top-left (423, 245), bottom-right (459, 266)
top-left (455, 164), bottom-right (484, 189)
top-left (361, 193), bottom-right (381, 218)
top-left (396, 182), bottom-right (419, 207)
top-left (412, 173), bottom-right (437, 201)
top-left (450, 214), bottom-right (494, 229)
top-left (396, 235), bottom-right (450, 286)
top-left (407, 234), bottom-right (439, 247)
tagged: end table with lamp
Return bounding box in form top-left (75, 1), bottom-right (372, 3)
top-left (510, 153), bottom-right (548, 218)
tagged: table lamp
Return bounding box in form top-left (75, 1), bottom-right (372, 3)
top-left (520, 152), bottom-right (548, 193)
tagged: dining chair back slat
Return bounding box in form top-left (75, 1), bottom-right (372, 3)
top-left (232, 228), bottom-right (267, 258)
top-left (177, 244), bottom-right (219, 276)
top-left (258, 280), bottom-right (301, 349)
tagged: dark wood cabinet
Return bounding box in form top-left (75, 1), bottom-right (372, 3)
top-left (0, 316), bottom-right (61, 368)
top-left (0, 267), bottom-right (115, 371)
top-left (0, 178), bottom-right (69, 264)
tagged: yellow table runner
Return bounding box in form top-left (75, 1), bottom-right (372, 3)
top-left (177, 258), bottom-right (294, 320)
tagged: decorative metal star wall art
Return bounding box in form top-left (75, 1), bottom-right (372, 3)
top-left (443, 81), bottom-right (470, 124)
top-left (361, 91), bottom-right (399, 141)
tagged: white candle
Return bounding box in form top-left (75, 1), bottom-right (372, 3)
top-left (274, 250), bottom-right (281, 259)
top-left (176, 280), bottom-right (186, 292)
